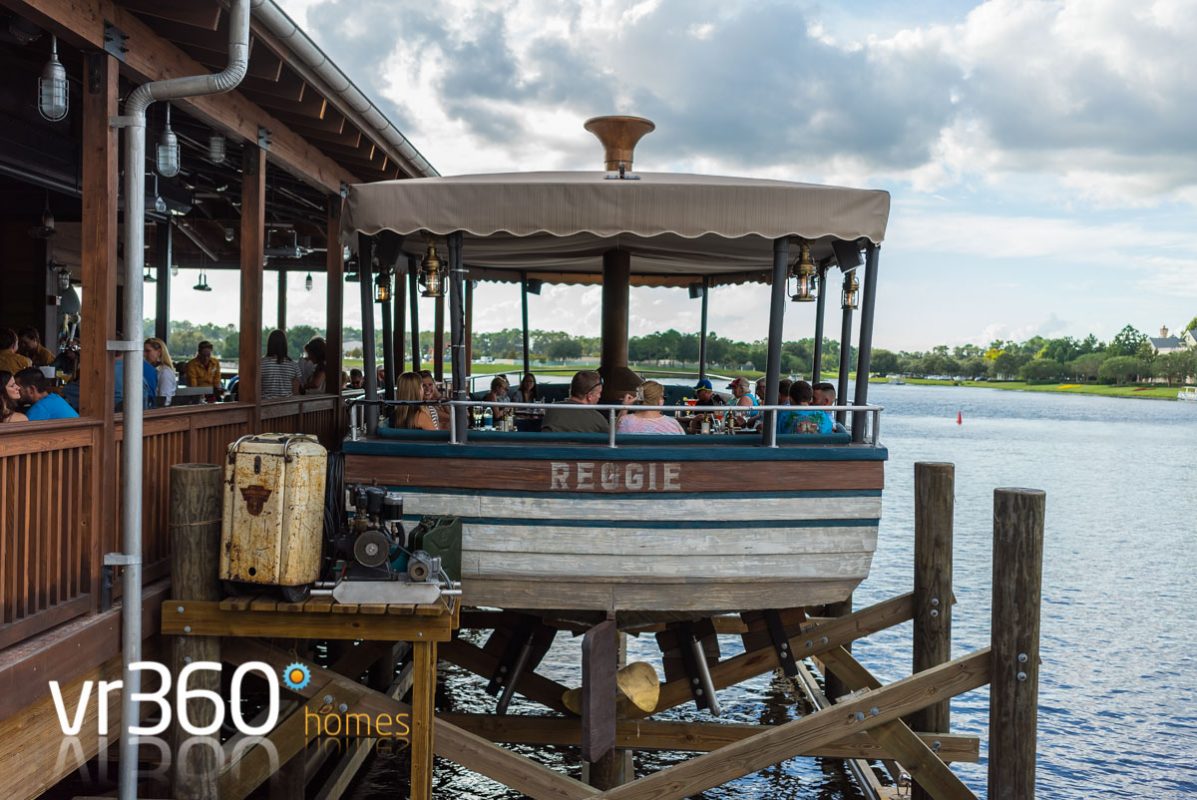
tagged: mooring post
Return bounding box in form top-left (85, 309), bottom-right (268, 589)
top-left (583, 617), bottom-right (620, 789)
top-left (989, 488), bottom-right (1045, 800)
top-left (911, 462), bottom-right (954, 800)
top-left (168, 464), bottom-right (223, 800)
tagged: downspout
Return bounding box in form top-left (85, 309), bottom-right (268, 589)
top-left (108, 3), bottom-right (250, 798)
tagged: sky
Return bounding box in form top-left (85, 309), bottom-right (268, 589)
top-left (157, 0), bottom-right (1197, 352)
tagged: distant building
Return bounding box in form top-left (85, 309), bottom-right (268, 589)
top-left (1184, 329), bottom-right (1197, 349)
top-left (1149, 325), bottom-right (1185, 354)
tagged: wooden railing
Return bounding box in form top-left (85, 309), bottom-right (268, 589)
top-left (0, 420), bottom-right (101, 649)
top-left (1, 393), bottom-right (344, 651)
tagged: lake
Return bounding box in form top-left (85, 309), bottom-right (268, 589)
top-left (355, 383), bottom-right (1197, 799)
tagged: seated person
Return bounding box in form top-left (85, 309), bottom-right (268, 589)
top-left (778, 380), bottom-right (833, 434)
top-left (349, 368), bottom-right (365, 389)
top-left (483, 376), bottom-right (511, 423)
top-left (15, 368), bottom-right (78, 421)
top-left (17, 327), bottom-right (55, 367)
top-left (686, 378), bottom-right (726, 434)
top-left (0, 370), bottom-right (28, 422)
top-left (514, 373), bottom-right (539, 403)
top-left (184, 341), bottom-right (223, 399)
top-left (393, 371), bottom-right (438, 430)
top-left (0, 328), bottom-right (32, 375)
top-left (541, 370), bottom-right (608, 433)
top-left (727, 376), bottom-right (760, 427)
top-left (777, 378), bottom-right (793, 405)
top-left (419, 370), bottom-right (451, 430)
top-left (619, 381), bottom-right (684, 435)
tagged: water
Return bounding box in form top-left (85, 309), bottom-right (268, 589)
top-left (353, 384), bottom-right (1197, 799)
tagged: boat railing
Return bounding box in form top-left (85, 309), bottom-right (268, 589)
top-left (347, 398), bottom-right (883, 447)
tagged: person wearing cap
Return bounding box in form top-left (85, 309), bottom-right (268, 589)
top-left (541, 370), bottom-right (610, 433)
top-left (184, 341), bottom-right (223, 398)
top-left (686, 377), bottom-right (724, 433)
top-left (727, 376), bottom-right (760, 428)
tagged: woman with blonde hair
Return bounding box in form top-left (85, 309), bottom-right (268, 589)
top-left (143, 337), bottom-right (177, 406)
top-left (618, 380), bottom-right (684, 435)
top-left (393, 371), bottom-right (438, 430)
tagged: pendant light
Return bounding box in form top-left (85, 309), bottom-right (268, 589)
top-left (37, 35), bottom-right (69, 122)
top-left (304, 272), bottom-right (314, 292)
top-left (157, 104), bottom-right (181, 178)
top-left (418, 239), bottom-right (444, 298)
top-left (208, 132), bottom-right (227, 164)
top-left (841, 271), bottom-right (859, 310)
top-left (788, 239), bottom-right (817, 303)
top-left (143, 265), bottom-right (157, 283)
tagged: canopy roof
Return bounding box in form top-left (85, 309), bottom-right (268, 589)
top-left (345, 171), bottom-right (890, 285)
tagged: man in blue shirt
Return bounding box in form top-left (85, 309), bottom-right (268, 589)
top-left (777, 380), bottom-right (833, 434)
top-left (15, 368), bottom-right (79, 421)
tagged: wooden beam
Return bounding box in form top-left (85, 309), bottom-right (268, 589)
top-left (139, 17), bottom-right (253, 54)
top-left (240, 83), bottom-right (326, 118)
top-left (326, 197), bottom-right (345, 399)
top-left (227, 639), bottom-right (600, 800)
top-left (441, 638), bottom-right (573, 715)
top-left (5, 0), bottom-right (358, 192)
top-left (162, 599), bottom-right (455, 642)
top-left (187, 42), bottom-right (284, 82)
top-left (241, 69), bottom-right (306, 102)
top-left (119, 0), bottom-right (222, 29)
top-left (437, 714), bottom-right (980, 761)
top-left (595, 650), bottom-right (991, 800)
top-left (282, 117), bottom-right (362, 149)
top-left (411, 641), bottom-right (437, 800)
top-left (239, 145), bottom-right (265, 422)
top-left (272, 107), bottom-right (347, 135)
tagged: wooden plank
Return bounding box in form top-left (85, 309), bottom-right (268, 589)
top-left (410, 641), bottom-right (437, 800)
top-left (325, 197), bottom-right (345, 435)
top-left (241, 69), bottom-right (306, 102)
top-left (596, 650), bottom-right (991, 800)
top-left (345, 455), bottom-right (884, 493)
top-left (441, 639), bottom-right (573, 715)
top-left (436, 714), bottom-right (979, 761)
top-left (465, 524), bottom-right (877, 556)
top-left (228, 639), bottom-right (599, 800)
top-left (9, 0), bottom-right (359, 192)
top-left (358, 603), bottom-right (388, 615)
top-left (0, 424), bottom-right (98, 457)
top-left (238, 145), bottom-right (265, 420)
top-left (303, 596), bottom-right (334, 613)
top-left (581, 619), bottom-right (617, 764)
top-left (284, 116), bottom-right (362, 147)
top-left (912, 462), bottom-right (954, 744)
top-left (386, 603), bottom-right (416, 616)
top-left (163, 600), bottom-right (455, 641)
top-left (119, 0), bottom-right (222, 29)
top-left (240, 82), bottom-right (325, 116)
top-left (250, 597), bottom-right (278, 612)
top-left (331, 603), bottom-right (360, 614)
top-left (461, 551), bottom-right (874, 581)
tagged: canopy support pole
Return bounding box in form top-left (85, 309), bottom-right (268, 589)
top-left (380, 269), bottom-right (395, 404)
top-left (465, 278), bottom-right (474, 376)
top-left (154, 220), bottom-right (171, 342)
top-left (521, 271), bottom-right (531, 377)
top-left (359, 235), bottom-right (378, 435)
top-left (852, 244), bottom-right (880, 443)
top-left (434, 290), bottom-right (445, 382)
top-left (448, 232), bottom-right (468, 443)
top-left (698, 276), bottom-right (709, 381)
top-left (763, 238), bottom-right (789, 447)
top-left (811, 264), bottom-right (828, 384)
top-left (599, 249), bottom-right (632, 402)
top-left (836, 278), bottom-right (854, 429)
top-left (277, 269), bottom-right (287, 331)
top-left (408, 258), bottom-right (421, 372)
top-left (394, 259), bottom-right (406, 374)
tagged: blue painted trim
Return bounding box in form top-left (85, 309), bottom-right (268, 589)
top-left (425, 516), bottom-right (881, 530)
top-left (344, 439), bottom-right (888, 462)
top-left (372, 427), bottom-right (854, 447)
top-left (388, 487), bottom-right (881, 500)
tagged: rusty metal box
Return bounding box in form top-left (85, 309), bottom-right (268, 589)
top-left (219, 433), bottom-right (327, 587)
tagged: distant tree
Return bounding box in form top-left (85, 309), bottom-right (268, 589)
top-left (922, 353), bottom-right (959, 376)
top-left (221, 331), bottom-right (239, 358)
top-left (960, 356), bottom-right (988, 379)
top-left (1020, 359), bottom-right (1064, 384)
top-left (1153, 351), bottom-right (1190, 386)
top-left (1184, 316), bottom-right (1197, 334)
top-left (545, 338), bottom-right (582, 360)
top-left (1068, 352), bottom-right (1106, 382)
top-left (870, 349), bottom-right (899, 375)
top-left (1108, 325), bottom-right (1148, 357)
top-left (1098, 355), bottom-right (1146, 385)
top-left (990, 351), bottom-right (1024, 379)
top-left (1037, 337), bottom-right (1081, 363)
top-left (349, 347), bottom-right (363, 359)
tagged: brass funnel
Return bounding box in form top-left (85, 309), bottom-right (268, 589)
top-left (584, 115), bottom-right (656, 172)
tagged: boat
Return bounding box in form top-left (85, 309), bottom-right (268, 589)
top-left (1179, 387), bottom-right (1197, 402)
top-left (340, 116), bottom-right (890, 618)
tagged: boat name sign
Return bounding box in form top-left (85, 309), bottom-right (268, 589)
top-left (549, 461), bottom-right (681, 492)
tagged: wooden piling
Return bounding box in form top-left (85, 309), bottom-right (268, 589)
top-left (911, 463), bottom-right (954, 788)
top-left (582, 618), bottom-right (620, 789)
top-left (168, 464), bottom-right (223, 800)
top-left (989, 488), bottom-right (1045, 800)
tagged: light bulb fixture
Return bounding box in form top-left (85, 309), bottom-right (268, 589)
top-left (143, 265), bottom-right (156, 283)
top-left (788, 239), bottom-right (817, 303)
top-left (224, 226), bottom-right (235, 243)
top-left (152, 173), bottom-right (167, 214)
top-left (375, 270), bottom-right (391, 303)
top-left (38, 35), bottom-right (69, 122)
top-left (30, 192), bottom-right (56, 238)
top-left (193, 271), bottom-right (212, 292)
top-left (171, 264), bottom-right (179, 277)
top-left (304, 272), bottom-right (313, 292)
top-left (208, 132), bottom-right (226, 164)
top-left (418, 239), bottom-right (444, 298)
top-left (156, 104), bottom-right (181, 178)
top-left (841, 270), bottom-right (860, 310)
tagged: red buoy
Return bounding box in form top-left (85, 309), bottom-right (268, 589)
top-left (956, 411), bottom-right (963, 425)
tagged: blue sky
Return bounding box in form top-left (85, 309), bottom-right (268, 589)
top-left (159, 0), bottom-right (1197, 352)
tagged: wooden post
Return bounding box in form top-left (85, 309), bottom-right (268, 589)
top-left (239, 146), bottom-right (266, 429)
top-left (583, 618), bottom-right (619, 789)
top-left (434, 290), bottom-right (445, 382)
top-left (276, 269), bottom-right (287, 331)
top-left (326, 197), bottom-right (345, 395)
top-left (911, 462), bottom-right (954, 800)
top-left (393, 259), bottom-right (406, 374)
top-left (465, 277), bottom-right (474, 376)
top-left (80, 52), bottom-right (118, 610)
top-left (410, 640), bottom-right (438, 800)
top-left (168, 464), bottom-right (223, 800)
top-left (599, 250), bottom-right (631, 386)
top-left (155, 220), bottom-right (172, 342)
top-left (989, 488), bottom-right (1045, 800)
top-left (408, 262), bottom-right (421, 372)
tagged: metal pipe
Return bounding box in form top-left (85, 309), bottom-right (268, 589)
top-left (763, 238), bottom-right (789, 448)
top-left (608, 409), bottom-right (617, 448)
top-left (448, 232), bottom-right (469, 443)
top-left (812, 264), bottom-right (828, 383)
top-left (698, 276), bottom-right (709, 381)
top-left (836, 278), bottom-right (854, 429)
top-left (358, 235), bottom-right (379, 434)
top-left (852, 245), bottom-right (880, 443)
top-left (112, 3), bottom-right (250, 797)
top-left (521, 271), bottom-right (530, 377)
top-left (688, 635), bottom-right (721, 716)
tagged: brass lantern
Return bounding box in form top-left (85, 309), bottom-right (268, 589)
top-left (841, 270), bottom-right (860, 310)
top-left (789, 240), bottom-right (817, 302)
top-left (375, 269), bottom-right (391, 303)
top-left (419, 240), bottom-right (444, 298)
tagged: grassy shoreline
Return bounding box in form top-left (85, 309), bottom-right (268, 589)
top-left (894, 377), bottom-right (1185, 400)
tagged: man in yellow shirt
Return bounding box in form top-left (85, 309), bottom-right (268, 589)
top-left (184, 341), bottom-right (223, 397)
top-left (0, 328), bottom-right (32, 374)
top-left (18, 327), bottom-right (56, 367)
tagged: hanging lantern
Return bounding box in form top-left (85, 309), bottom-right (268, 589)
top-left (841, 270), bottom-right (860, 310)
top-left (143, 265), bottom-right (157, 283)
top-left (30, 193), bottom-right (57, 238)
top-left (171, 264), bottom-right (180, 277)
top-left (208, 132), bottom-right (227, 164)
top-left (304, 272), bottom-right (314, 292)
top-left (193, 271), bottom-right (212, 292)
top-left (375, 270), bottom-right (391, 303)
top-left (38, 35), bottom-right (69, 122)
top-left (418, 240), bottom-right (444, 298)
top-left (156, 104), bottom-right (181, 178)
top-left (345, 258), bottom-right (359, 282)
top-left (789, 240), bottom-right (817, 302)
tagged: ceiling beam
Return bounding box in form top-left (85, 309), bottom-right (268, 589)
top-left (3, 0), bottom-right (359, 193)
top-left (118, 0), bottom-right (221, 30)
top-left (240, 83), bottom-right (325, 117)
top-left (271, 107), bottom-right (346, 135)
top-left (282, 118), bottom-right (362, 149)
top-left (186, 42), bottom-right (284, 82)
top-left (241, 69), bottom-right (306, 102)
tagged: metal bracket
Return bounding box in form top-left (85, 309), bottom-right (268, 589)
top-left (103, 22), bottom-right (128, 62)
top-left (258, 126), bottom-right (272, 150)
top-left (109, 116), bottom-right (139, 129)
top-left (340, 182), bottom-right (350, 199)
top-left (676, 622), bottom-right (721, 714)
top-left (104, 552), bottom-right (143, 566)
top-left (764, 610), bottom-right (800, 678)
top-left (107, 339), bottom-right (142, 352)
